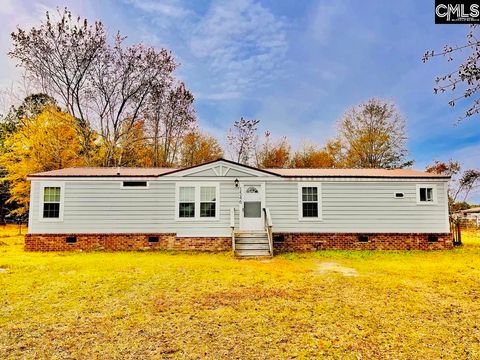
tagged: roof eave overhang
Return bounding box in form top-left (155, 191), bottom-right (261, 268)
top-left (27, 175), bottom-right (451, 180)
top-left (278, 175), bottom-right (451, 179)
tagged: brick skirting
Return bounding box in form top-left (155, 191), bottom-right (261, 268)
top-left (272, 232), bottom-right (453, 252)
top-left (25, 233), bottom-right (231, 252)
top-left (25, 232), bottom-right (453, 252)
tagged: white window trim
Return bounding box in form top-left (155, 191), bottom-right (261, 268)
top-left (416, 184), bottom-right (437, 205)
top-left (120, 180), bottom-right (150, 189)
top-left (298, 182), bottom-right (322, 221)
top-left (39, 181), bottom-right (65, 222)
top-left (175, 182), bottom-right (220, 221)
top-left (393, 192), bottom-right (405, 199)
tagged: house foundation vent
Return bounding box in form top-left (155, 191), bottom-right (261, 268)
top-left (66, 236), bottom-right (77, 244)
top-left (148, 236), bottom-right (159, 243)
top-left (358, 235), bottom-right (369, 243)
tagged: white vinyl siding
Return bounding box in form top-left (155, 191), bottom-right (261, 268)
top-left (28, 177), bottom-right (450, 235)
top-left (267, 180), bottom-right (449, 233)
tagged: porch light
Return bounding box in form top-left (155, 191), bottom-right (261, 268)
top-left (234, 178), bottom-right (239, 188)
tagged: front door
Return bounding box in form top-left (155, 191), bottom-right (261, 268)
top-left (240, 183), bottom-right (264, 231)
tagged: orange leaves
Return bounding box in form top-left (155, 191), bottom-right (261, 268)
top-left (0, 106), bottom-right (85, 214)
top-left (180, 130), bottom-right (223, 167)
top-left (289, 140), bottom-right (343, 168)
top-left (257, 135), bottom-right (291, 168)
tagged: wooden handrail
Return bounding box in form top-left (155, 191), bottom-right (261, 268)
top-left (263, 208), bottom-right (273, 256)
top-left (230, 208), bottom-right (235, 252)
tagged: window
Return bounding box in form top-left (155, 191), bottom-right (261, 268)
top-left (200, 186), bottom-right (216, 218)
top-left (420, 188), bottom-right (433, 202)
top-left (298, 183), bottom-right (322, 220)
top-left (176, 183), bottom-right (219, 220)
top-left (417, 184), bottom-right (436, 204)
top-left (179, 186), bottom-right (195, 218)
top-left (39, 183), bottom-right (64, 221)
top-left (122, 181), bottom-right (148, 188)
top-left (302, 187), bottom-right (318, 217)
top-left (43, 187), bottom-right (61, 218)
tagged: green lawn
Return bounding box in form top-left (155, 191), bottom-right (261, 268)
top-left (1, 226), bottom-right (480, 359)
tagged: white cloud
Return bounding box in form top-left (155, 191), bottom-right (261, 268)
top-left (0, 0), bottom-right (49, 103)
top-left (189, 0), bottom-right (288, 97)
top-left (125, 0), bottom-right (190, 18)
top-left (309, 2), bottom-right (344, 44)
top-left (126, 0), bottom-right (288, 99)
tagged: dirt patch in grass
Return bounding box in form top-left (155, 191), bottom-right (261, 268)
top-left (317, 261), bottom-right (359, 277)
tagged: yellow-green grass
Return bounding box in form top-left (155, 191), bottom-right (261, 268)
top-left (1, 226), bottom-right (480, 359)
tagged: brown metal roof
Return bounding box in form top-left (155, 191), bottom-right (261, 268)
top-left (28, 163), bottom-right (449, 179)
top-left (459, 207), bottom-right (480, 214)
top-left (28, 167), bottom-right (177, 178)
top-left (264, 168), bottom-right (449, 178)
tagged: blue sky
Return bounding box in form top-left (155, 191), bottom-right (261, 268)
top-left (0, 0), bottom-right (479, 199)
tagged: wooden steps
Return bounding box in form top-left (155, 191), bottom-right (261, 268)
top-left (234, 231), bottom-right (271, 258)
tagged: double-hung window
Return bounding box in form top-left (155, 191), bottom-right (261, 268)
top-left (176, 183), bottom-right (219, 220)
top-left (416, 184), bottom-right (436, 204)
top-left (200, 186), bottom-right (216, 218)
top-left (179, 187), bottom-right (195, 218)
top-left (40, 183), bottom-right (64, 220)
top-left (298, 183), bottom-right (322, 220)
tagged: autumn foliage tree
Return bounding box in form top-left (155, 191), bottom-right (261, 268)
top-left (116, 120), bottom-right (152, 167)
top-left (256, 132), bottom-right (291, 168)
top-left (0, 106), bottom-right (84, 214)
top-left (180, 130), bottom-right (223, 167)
top-left (338, 98), bottom-right (412, 169)
top-left (290, 140), bottom-right (342, 168)
top-left (0, 94), bottom-right (59, 221)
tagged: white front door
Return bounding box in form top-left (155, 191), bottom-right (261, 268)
top-left (240, 183), bottom-right (264, 231)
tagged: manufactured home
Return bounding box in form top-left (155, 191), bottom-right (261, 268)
top-left (26, 159), bottom-right (452, 256)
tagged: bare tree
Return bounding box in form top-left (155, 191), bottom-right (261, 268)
top-left (338, 98), bottom-right (412, 169)
top-left (9, 7), bottom-right (190, 167)
top-left (88, 35), bottom-right (176, 166)
top-left (459, 169), bottom-right (480, 201)
top-left (423, 25), bottom-right (480, 120)
top-left (146, 82), bottom-right (197, 166)
top-left (227, 117), bottom-right (260, 165)
top-left (9, 8), bottom-right (107, 161)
